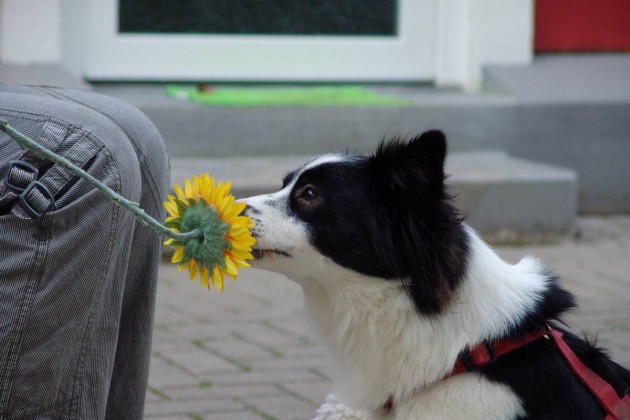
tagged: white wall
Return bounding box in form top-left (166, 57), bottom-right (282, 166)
top-left (435, 0), bottom-right (533, 90)
top-left (0, 0), bottom-right (61, 64)
top-left (480, 0), bottom-right (533, 65)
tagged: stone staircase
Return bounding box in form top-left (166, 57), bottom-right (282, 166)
top-left (4, 54), bottom-right (629, 241)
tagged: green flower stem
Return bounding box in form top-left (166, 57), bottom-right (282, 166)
top-left (0, 117), bottom-right (201, 242)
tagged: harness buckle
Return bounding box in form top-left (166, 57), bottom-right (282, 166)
top-left (460, 341), bottom-right (498, 371)
top-left (4, 160), bottom-right (39, 194)
top-left (20, 180), bottom-right (55, 218)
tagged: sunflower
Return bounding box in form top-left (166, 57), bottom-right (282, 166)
top-left (163, 174), bottom-right (256, 290)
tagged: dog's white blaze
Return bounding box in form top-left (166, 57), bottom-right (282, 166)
top-left (301, 153), bottom-right (349, 173)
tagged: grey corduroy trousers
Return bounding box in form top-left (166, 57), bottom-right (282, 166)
top-left (0, 85), bottom-right (170, 419)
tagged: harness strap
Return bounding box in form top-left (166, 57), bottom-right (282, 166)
top-left (382, 327), bottom-right (630, 419)
top-left (547, 329), bottom-right (630, 420)
top-left (449, 329), bottom-right (547, 377)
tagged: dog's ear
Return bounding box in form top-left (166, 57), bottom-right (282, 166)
top-left (371, 130), bottom-right (447, 205)
top-left (370, 131), bottom-right (468, 315)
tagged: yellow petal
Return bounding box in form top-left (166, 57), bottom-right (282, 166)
top-left (231, 250), bottom-right (254, 262)
top-left (173, 183), bottom-right (185, 199)
top-left (192, 175), bottom-right (200, 198)
top-left (212, 267), bottom-right (224, 291)
top-left (223, 255), bottom-right (238, 277)
top-left (222, 267), bottom-right (237, 280)
top-left (222, 202), bottom-right (247, 221)
top-left (188, 259), bottom-right (198, 280)
top-left (229, 253), bottom-right (251, 268)
top-left (232, 236), bottom-right (256, 247)
top-left (199, 265), bottom-right (210, 288)
top-left (200, 175), bottom-right (214, 201)
top-left (164, 200), bottom-right (179, 217)
top-left (233, 215), bottom-right (254, 225)
top-left (228, 225), bottom-right (250, 237)
top-left (218, 195), bottom-right (235, 216)
top-left (184, 178), bottom-right (193, 197)
top-left (213, 182), bottom-right (230, 204)
top-left (171, 247), bottom-right (184, 264)
top-left (228, 241), bottom-right (253, 252)
top-left (205, 177), bottom-right (216, 201)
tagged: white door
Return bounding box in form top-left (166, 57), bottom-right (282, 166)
top-left (72, 0), bottom-right (436, 82)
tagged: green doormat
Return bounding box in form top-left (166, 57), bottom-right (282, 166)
top-left (166, 85), bottom-right (411, 107)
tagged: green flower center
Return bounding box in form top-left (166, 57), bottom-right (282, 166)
top-left (179, 200), bottom-right (229, 270)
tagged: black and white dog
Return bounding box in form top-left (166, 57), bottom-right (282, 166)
top-left (242, 131), bottom-right (630, 419)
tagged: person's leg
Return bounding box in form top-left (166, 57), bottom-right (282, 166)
top-left (0, 86), bottom-right (169, 419)
top-left (38, 87), bottom-right (171, 419)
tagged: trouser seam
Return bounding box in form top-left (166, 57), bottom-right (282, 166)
top-left (0, 231), bottom-right (49, 419)
top-left (65, 145), bottom-right (123, 419)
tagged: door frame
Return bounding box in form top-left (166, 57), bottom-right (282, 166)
top-left (71, 0), bottom-right (436, 82)
top-left (59, 0), bottom-right (533, 88)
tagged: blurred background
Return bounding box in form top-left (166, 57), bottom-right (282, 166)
top-left (1, 0), bottom-right (629, 238)
top-left (2, 2), bottom-right (630, 418)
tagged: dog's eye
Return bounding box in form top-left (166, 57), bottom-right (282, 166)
top-left (298, 185), bottom-right (319, 201)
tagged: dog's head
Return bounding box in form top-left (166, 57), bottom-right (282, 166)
top-left (243, 130), bottom-right (469, 314)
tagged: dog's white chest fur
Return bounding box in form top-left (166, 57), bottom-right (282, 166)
top-left (301, 230), bottom-right (543, 419)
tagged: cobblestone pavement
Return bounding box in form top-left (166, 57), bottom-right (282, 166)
top-left (145, 216), bottom-right (630, 420)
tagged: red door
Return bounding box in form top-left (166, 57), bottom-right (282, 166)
top-left (535, 0), bottom-right (630, 52)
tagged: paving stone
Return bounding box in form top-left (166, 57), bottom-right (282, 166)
top-left (247, 355), bottom-right (328, 373)
top-left (144, 398), bottom-right (243, 416)
top-left (196, 370), bottom-right (324, 386)
top-left (241, 395), bottom-right (318, 420)
top-left (146, 386), bottom-right (168, 402)
top-left (166, 384), bottom-right (283, 401)
top-left (203, 412), bottom-right (267, 420)
top-left (283, 345), bottom-right (329, 360)
top-left (154, 304), bottom-right (200, 326)
top-left (229, 323), bottom-right (313, 353)
top-left (148, 356), bottom-right (200, 388)
top-left (278, 381), bottom-right (333, 406)
top-left (160, 349), bottom-right (243, 375)
top-left (201, 337), bottom-right (281, 361)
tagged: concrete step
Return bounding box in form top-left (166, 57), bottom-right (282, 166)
top-left (482, 54), bottom-right (630, 214)
top-left (171, 151), bottom-right (577, 243)
top-left (94, 84), bottom-right (516, 159)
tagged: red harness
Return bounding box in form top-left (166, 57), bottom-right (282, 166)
top-left (383, 326), bottom-right (630, 419)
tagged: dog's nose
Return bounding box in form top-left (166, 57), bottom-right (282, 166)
top-left (239, 204), bottom-right (258, 217)
top-left (240, 204), bottom-right (251, 216)
top-left (236, 198), bottom-right (260, 217)
top-left (235, 198), bottom-right (247, 214)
